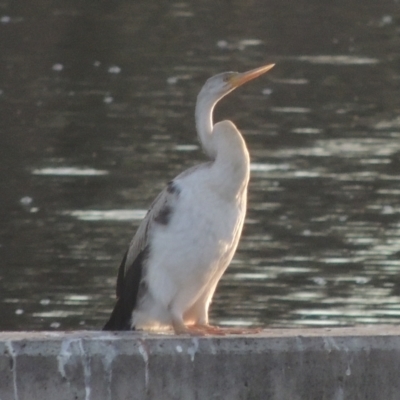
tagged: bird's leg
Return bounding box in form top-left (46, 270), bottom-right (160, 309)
top-left (171, 311), bottom-right (208, 336)
top-left (171, 318), bottom-right (208, 336)
top-left (171, 313), bottom-right (187, 334)
top-left (172, 318), bottom-right (191, 335)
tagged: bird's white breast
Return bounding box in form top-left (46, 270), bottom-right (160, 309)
top-left (138, 166), bottom-right (247, 326)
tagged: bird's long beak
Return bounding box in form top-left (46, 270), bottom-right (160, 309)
top-left (229, 63), bottom-right (275, 88)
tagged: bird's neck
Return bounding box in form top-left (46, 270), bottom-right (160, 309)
top-left (195, 90), bottom-right (250, 198)
top-left (211, 121), bottom-right (250, 200)
top-left (195, 92), bottom-right (218, 159)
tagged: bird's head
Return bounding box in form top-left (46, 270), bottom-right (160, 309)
top-left (200, 63), bottom-right (275, 100)
top-left (195, 63), bottom-right (275, 159)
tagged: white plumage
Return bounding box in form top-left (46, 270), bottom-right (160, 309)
top-left (104, 64), bottom-right (274, 335)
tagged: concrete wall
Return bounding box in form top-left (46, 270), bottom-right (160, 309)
top-left (0, 327), bottom-right (400, 400)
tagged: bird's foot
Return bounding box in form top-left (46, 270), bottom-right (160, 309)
top-left (221, 326), bottom-right (262, 335)
top-left (172, 318), bottom-right (209, 336)
top-left (191, 324), bottom-right (262, 336)
top-left (191, 324), bottom-right (227, 336)
top-left (172, 321), bottom-right (227, 336)
top-left (172, 318), bottom-right (262, 336)
top-left (172, 324), bottom-right (208, 336)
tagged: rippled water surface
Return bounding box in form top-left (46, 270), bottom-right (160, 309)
top-left (1, 0), bottom-right (400, 330)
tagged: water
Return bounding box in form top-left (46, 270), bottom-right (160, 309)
top-left (1, 0), bottom-right (400, 330)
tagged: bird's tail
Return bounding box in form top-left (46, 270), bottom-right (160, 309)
top-left (103, 297), bottom-right (133, 331)
top-left (103, 246), bottom-right (148, 331)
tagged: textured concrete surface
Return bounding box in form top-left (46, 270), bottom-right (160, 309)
top-left (0, 327), bottom-right (400, 400)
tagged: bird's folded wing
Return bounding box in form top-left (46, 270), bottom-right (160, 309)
top-left (116, 162), bottom-right (211, 296)
top-left (115, 188), bottom-right (170, 297)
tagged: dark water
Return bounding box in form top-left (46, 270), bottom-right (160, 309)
top-left (1, 0), bottom-right (400, 330)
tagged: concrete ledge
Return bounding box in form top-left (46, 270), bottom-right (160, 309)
top-left (1, 327), bottom-right (400, 399)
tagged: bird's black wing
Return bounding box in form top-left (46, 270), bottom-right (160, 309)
top-left (103, 166), bottom-right (209, 331)
top-left (120, 163), bottom-right (210, 280)
top-left (115, 250), bottom-right (128, 299)
top-left (103, 246), bottom-right (149, 330)
top-left (103, 181), bottom-right (180, 330)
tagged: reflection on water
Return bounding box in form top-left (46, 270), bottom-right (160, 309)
top-left (270, 107), bottom-right (311, 113)
top-left (1, 0), bottom-right (400, 331)
top-left (32, 167), bottom-right (109, 176)
top-left (63, 210), bottom-right (147, 221)
top-left (295, 55), bottom-right (380, 65)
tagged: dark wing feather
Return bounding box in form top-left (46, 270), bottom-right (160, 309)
top-left (103, 164), bottom-right (210, 331)
top-left (121, 175), bottom-right (192, 275)
top-left (103, 181), bottom-right (180, 330)
top-left (115, 250), bottom-right (128, 299)
top-left (103, 247), bottom-right (148, 330)
top-left (122, 163), bottom-right (211, 277)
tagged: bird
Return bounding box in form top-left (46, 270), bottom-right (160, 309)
top-left (103, 63), bottom-right (275, 335)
